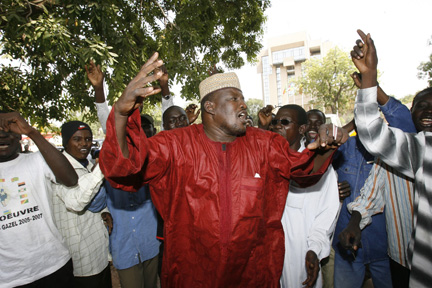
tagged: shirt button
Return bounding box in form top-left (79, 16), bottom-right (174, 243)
top-left (133, 229), bottom-right (136, 232)
top-left (132, 216), bottom-right (135, 220)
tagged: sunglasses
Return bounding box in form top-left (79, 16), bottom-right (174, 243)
top-left (271, 118), bottom-right (296, 126)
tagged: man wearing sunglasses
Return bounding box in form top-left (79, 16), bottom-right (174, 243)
top-left (270, 105), bottom-right (339, 288)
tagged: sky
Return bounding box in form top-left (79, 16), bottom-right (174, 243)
top-left (205, 0), bottom-right (432, 104)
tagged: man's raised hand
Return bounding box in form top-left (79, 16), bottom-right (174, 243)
top-left (351, 29), bottom-right (378, 88)
top-left (85, 60), bottom-right (104, 89)
top-left (115, 53), bottom-right (164, 117)
top-left (258, 105), bottom-right (274, 130)
top-left (185, 104), bottom-right (201, 124)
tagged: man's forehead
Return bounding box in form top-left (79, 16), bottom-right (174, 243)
top-left (276, 108), bottom-right (297, 119)
top-left (214, 87), bottom-right (243, 98)
top-left (307, 112), bottom-right (325, 121)
top-left (71, 130), bottom-right (92, 137)
top-left (166, 107), bottom-right (186, 117)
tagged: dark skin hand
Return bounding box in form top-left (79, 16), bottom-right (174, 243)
top-left (303, 250), bottom-right (320, 287)
top-left (258, 105), bottom-right (274, 130)
top-left (114, 52), bottom-right (164, 158)
top-left (185, 104), bottom-right (201, 124)
top-left (102, 212), bottom-right (113, 235)
top-left (0, 112), bottom-right (78, 186)
top-left (351, 72), bottom-right (389, 105)
top-left (158, 65), bottom-right (170, 97)
top-left (338, 181), bottom-right (351, 202)
top-left (85, 60), bottom-right (105, 103)
top-left (338, 210), bottom-right (362, 251)
top-left (307, 123), bottom-right (350, 173)
top-left (350, 29), bottom-right (378, 89)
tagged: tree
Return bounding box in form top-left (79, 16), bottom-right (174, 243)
top-left (417, 36), bottom-right (432, 87)
top-left (400, 94), bottom-right (414, 107)
top-left (246, 98), bottom-right (263, 126)
top-left (0, 0), bottom-right (270, 127)
top-left (295, 47), bottom-right (357, 115)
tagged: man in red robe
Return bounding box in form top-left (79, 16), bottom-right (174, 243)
top-left (100, 53), bottom-right (348, 287)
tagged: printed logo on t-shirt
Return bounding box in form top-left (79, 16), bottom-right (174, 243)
top-left (0, 177), bottom-right (43, 231)
top-left (1, 187), bottom-right (10, 207)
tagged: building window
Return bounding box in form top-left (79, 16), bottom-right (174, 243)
top-left (272, 47), bottom-right (306, 64)
top-left (276, 66), bottom-right (282, 106)
top-left (262, 56), bottom-right (271, 105)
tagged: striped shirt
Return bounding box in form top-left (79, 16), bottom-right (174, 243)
top-left (347, 158), bottom-right (414, 267)
top-left (355, 86), bottom-right (432, 287)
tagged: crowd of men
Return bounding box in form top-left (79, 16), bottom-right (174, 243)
top-left (1, 29), bottom-right (431, 288)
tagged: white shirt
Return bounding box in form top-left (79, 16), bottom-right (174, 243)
top-left (0, 153), bottom-right (70, 287)
top-left (281, 144), bottom-right (340, 288)
top-left (355, 86), bottom-right (432, 287)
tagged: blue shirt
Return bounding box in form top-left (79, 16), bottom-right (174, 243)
top-left (333, 136), bottom-right (388, 263)
top-left (332, 96), bottom-right (415, 263)
top-left (98, 181), bottom-right (160, 270)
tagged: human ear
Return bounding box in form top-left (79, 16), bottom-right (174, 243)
top-left (204, 101), bottom-right (215, 115)
top-left (298, 124), bottom-right (307, 135)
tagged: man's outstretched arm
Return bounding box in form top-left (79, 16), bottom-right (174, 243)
top-left (113, 53), bottom-right (163, 157)
top-left (86, 60), bottom-right (110, 133)
top-left (352, 29), bottom-right (416, 178)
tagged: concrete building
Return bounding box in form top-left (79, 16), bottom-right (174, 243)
top-left (257, 31), bottom-right (333, 109)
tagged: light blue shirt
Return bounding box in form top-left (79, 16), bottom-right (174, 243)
top-left (95, 181), bottom-right (160, 270)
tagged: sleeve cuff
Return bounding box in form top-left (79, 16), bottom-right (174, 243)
top-left (357, 86), bottom-right (378, 103)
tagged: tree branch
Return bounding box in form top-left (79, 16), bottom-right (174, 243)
top-left (152, 0), bottom-right (178, 30)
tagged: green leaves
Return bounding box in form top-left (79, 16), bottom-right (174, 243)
top-left (0, 0), bottom-right (269, 127)
top-left (295, 47), bottom-right (357, 116)
top-left (417, 36), bottom-right (432, 87)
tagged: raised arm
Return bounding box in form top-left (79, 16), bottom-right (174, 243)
top-left (85, 60), bottom-right (110, 133)
top-left (350, 29), bottom-right (378, 89)
top-left (351, 72), bottom-right (389, 105)
top-left (352, 29), bottom-right (418, 178)
top-left (0, 112), bottom-right (78, 186)
top-left (114, 53), bottom-right (163, 157)
top-left (85, 60), bottom-right (105, 104)
top-left (351, 72), bottom-right (416, 133)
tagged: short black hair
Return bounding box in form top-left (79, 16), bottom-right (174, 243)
top-left (140, 114), bottom-right (154, 126)
top-left (279, 104), bottom-right (307, 125)
top-left (307, 109), bottom-right (326, 122)
top-left (412, 87), bottom-right (432, 107)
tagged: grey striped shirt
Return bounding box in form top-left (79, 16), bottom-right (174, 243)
top-left (355, 86), bottom-right (432, 287)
